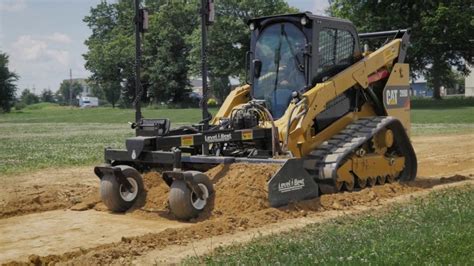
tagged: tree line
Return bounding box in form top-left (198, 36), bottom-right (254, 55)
top-left (329, 0), bottom-right (473, 99)
top-left (82, 0), bottom-right (297, 108)
top-left (83, 0), bottom-right (472, 104)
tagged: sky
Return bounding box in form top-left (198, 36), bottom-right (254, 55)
top-left (0, 0), bottom-right (329, 94)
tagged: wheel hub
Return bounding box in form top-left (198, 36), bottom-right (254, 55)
top-left (119, 177), bottom-right (138, 202)
top-left (191, 183), bottom-right (209, 210)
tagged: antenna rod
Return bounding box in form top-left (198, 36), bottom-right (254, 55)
top-left (134, 0), bottom-right (142, 123)
top-left (200, 0), bottom-right (210, 128)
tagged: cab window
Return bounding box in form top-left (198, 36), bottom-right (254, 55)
top-left (317, 28), bottom-right (355, 78)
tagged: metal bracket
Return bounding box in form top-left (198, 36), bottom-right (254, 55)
top-left (94, 164), bottom-right (133, 190)
top-left (162, 171), bottom-right (205, 200)
top-left (398, 30), bottom-right (410, 63)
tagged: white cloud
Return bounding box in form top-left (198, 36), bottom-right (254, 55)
top-left (11, 35), bottom-right (70, 66)
top-left (12, 35), bottom-right (48, 61)
top-left (0, 0), bottom-right (26, 12)
top-left (45, 49), bottom-right (70, 66)
top-left (47, 32), bottom-right (72, 44)
top-left (313, 0), bottom-right (330, 15)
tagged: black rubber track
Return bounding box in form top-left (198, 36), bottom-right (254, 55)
top-left (303, 116), bottom-right (417, 193)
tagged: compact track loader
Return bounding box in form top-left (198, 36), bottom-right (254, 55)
top-left (95, 11), bottom-right (417, 220)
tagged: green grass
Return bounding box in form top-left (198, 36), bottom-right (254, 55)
top-left (189, 185), bottom-right (474, 265)
top-left (411, 107), bottom-right (474, 124)
top-left (411, 97), bottom-right (474, 109)
top-left (0, 123), bottom-right (133, 175)
top-left (0, 104), bottom-right (214, 175)
top-left (410, 97), bottom-right (474, 125)
top-left (0, 103), bottom-right (218, 124)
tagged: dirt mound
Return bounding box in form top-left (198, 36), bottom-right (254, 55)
top-left (204, 163), bottom-right (280, 217)
top-left (139, 171), bottom-right (170, 210)
top-left (78, 163), bottom-right (451, 221)
top-left (126, 172), bottom-right (171, 218)
top-left (123, 163), bottom-right (280, 219)
top-left (0, 184), bottom-right (97, 219)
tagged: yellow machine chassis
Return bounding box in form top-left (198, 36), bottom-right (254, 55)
top-left (213, 38), bottom-right (410, 158)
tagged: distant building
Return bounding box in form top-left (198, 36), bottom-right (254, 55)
top-left (189, 78), bottom-right (205, 97)
top-left (410, 81), bottom-right (432, 97)
top-left (189, 76), bottom-right (240, 102)
top-left (62, 78), bottom-right (92, 97)
top-left (465, 65), bottom-right (474, 97)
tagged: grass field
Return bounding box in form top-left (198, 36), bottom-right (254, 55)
top-left (0, 98), bottom-right (472, 175)
top-left (188, 185), bottom-right (474, 265)
top-left (0, 103), bottom-right (218, 124)
top-left (0, 123), bottom-right (132, 175)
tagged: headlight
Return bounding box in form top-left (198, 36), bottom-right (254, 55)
top-left (300, 16), bottom-right (308, 26)
top-left (249, 23), bottom-right (256, 31)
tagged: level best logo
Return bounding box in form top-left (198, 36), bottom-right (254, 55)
top-left (278, 178), bottom-right (305, 193)
top-left (204, 133), bottom-right (232, 143)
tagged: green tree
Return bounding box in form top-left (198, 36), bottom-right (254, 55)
top-left (20, 89), bottom-right (39, 105)
top-left (144, 1), bottom-right (197, 103)
top-left (329, 0), bottom-right (474, 99)
top-left (83, 0), bottom-right (298, 106)
top-left (83, 0), bottom-right (135, 108)
top-left (89, 82), bottom-right (105, 100)
top-left (0, 52), bottom-right (18, 112)
top-left (57, 81), bottom-right (83, 105)
top-left (40, 89), bottom-right (55, 103)
top-left (188, 0), bottom-right (298, 103)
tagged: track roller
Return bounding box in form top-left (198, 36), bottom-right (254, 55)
top-left (356, 176), bottom-right (367, 189)
top-left (386, 174), bottom-right (396, 183)
top-left (343, 178), bottom-right (355, 191)
top-left (367, 176), bottom-right (377, 187)
top-left (377, 175), bottom-right (386, 185)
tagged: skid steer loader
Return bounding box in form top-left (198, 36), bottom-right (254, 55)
top-left (94, 10), bottom-right (417, 220)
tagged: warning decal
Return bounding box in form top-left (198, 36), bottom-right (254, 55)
top-left (241, 130), bottom-right (253, 140)
top-left (181, 135), bottom-right (194, 146)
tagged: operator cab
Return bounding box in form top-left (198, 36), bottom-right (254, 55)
top-left (248, 12), bottom-right (361, 118)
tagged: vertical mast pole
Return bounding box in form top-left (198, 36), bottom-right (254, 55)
top-left (200, 0), bottom-right (211, 155)
top-left (134, 0), bottom-right (142, 123)
top-left (200, 0), bottom-right (210, 127)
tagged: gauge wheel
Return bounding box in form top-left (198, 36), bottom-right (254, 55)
top-left (169, 171), bottom-right (213, 220)
top-left (100, 165), bottom-right (143, 212)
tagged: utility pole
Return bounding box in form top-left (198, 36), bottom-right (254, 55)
top-left (69, 68), bottom-right (73, 106)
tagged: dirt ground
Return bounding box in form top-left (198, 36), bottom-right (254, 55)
top-left (0, 133), bottom-right (473, 265)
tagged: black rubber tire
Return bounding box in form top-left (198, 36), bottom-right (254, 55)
top-left (100, 165), bottom-right (144, 212)
top-left (168, 171), bottom-right (213, 220)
